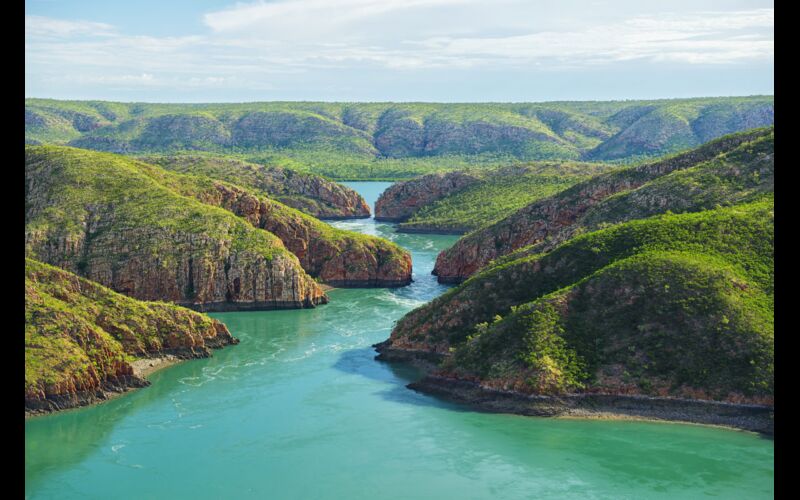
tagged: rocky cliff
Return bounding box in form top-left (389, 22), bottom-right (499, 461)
top-left (140, 155), bottom-right (371, 219)
top-left (25, 145), bottom-right (328, 311)
top-left (433, 127), bottom-right (773, 283)
top-left (376, 200), bottom-right (774, 430)
top-left (187, 181), bottom-right (412, 287)
top-left (374, 171), bottom-right (481, 221)
top-left (377, 163), bottom-right (617, 234)
top-left (26, 258), bottom-right (239, 415)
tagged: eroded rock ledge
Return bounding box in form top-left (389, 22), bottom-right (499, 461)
top-left (407, 376), bottom-right (774, 435)
top-left (372, 343), bottom-right (773, 435)
top-left (202, 182), bottom-right (412, 288)
top-left (375, 171), bottom-right (481, 222)
top-left (140, 155), bottom-right (372, 219)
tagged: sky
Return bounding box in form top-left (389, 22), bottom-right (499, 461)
top-left (25, 0), bottom-right (774, 103)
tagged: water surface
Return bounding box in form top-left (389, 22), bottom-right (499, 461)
top-left (25, 182), bottom-right (774, 499)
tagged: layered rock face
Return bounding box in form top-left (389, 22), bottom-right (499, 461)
top-left (26, 258), bottom-right (239, 415)
top-left (433, 127), bottom-right (774, 283)
top-left (374, 171), bottom-right (481, 222)
top-left (141, 156), bottom-right (371, 219)
top-left (195, 182), bottom-right (412, 287)
top-left (383, 163), bottom-right (616, 234)
top-left (259, 165), bottom-right (370, 219)
top-left (25, 146), bottom-right (327, 311)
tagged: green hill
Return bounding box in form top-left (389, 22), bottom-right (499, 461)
top-left (25, 97), bottom-right (773, 179)
top-left (137, 155), bottom-right (371, 219)
top-left (25, 145), bottom-right (328, 310)
top-left (26, 258), bottom-right (238, 414)
top-left (25, 146), bottom-right (411, 298)
top-left (376, 163), bottom-right (617, 233)
top-left (434, 127), bottom-right (774, 282)
top-left (379, 199), bottom-right (773, 406)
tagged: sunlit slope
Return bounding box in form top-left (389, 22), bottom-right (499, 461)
top-left (25, 97), bottom-right (773, 178)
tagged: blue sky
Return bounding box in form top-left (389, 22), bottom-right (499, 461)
top-left (25, 0), bottom-right (774, 102)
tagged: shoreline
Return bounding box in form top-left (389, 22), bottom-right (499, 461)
top-left (407, 375), bottom-right (774, 436)
top-left (373, 345), bottom-right (774, 436)
top-left (25, 349), bottom-right (225, 419)
top-left (396, 226), bottom-right (469, 235)
top-left (552, 413), bottom-right (769, 437)
top-left (25, 357), bottom-right (184, 420)
top-left (130, 355), bottom-right (185, 379)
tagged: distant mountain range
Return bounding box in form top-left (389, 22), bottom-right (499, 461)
top-left (26, 96), bottom-right (773, 179)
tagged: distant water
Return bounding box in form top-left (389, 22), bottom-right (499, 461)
top-left (25, 182), bottom-right (774, 499)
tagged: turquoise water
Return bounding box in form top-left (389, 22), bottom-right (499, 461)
top-left (25, 182), bottom-right (774, 499)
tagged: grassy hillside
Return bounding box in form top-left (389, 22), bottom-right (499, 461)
top-left (446, 250), bottom-right (773, 402)
top-left (395, 163), bottom-right (617, 233)
top-left (138, 155), bottom-right (371, 219)
top-left (26, 146), bottom-right (411, 294)
top-left (382, 199), bottom-right (773, 404)
top-left (25, 97), bottom-right (773, 179)
top-left (26, 258), bottom-right (238, 413)
top-left (434, 127), bottom-right (774, 282)
top-left (25, 145), bottom-right (326, 309)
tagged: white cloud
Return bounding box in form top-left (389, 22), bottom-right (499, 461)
top-left (25, 15), bottom-right (115, 38)
top-left (418, 9), bottom-right (774, 66)
top-left (24, 3), bottom-right (774, 96)
top-left (203, 0), bottom-right (476, 34)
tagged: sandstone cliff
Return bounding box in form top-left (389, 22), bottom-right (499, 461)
top-left (433, 127), bottom-right (773, 283)
top-left (374, 171), bottom-right (481, 221)
top-left (186, 181), bottom-right (412, 287)
top-left (26, 258), bottom-right (239, 415)
top-left (25, 146), bottom-right (328, 311)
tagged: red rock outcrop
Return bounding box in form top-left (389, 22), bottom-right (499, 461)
top-left (25, 258), bottom-right (239, 415)
top-left (257, 165), bottom-right (371, 219)
top-left (198, 183), bottom-right (413, 287)
top-left (433, 128), bottom-right (773, 283)
top-left (25, 146), bottom-right (328, 311)
top-left (374, 171), bottom-right (481, 222)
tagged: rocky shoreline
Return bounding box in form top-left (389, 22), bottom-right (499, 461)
top-left (429, 269), bottom-right (465, 284)
top-left (26, 342), bottom-right (240, 418)
top-left (408, 376), bottom-right (774, 435)
top-left (181, 297), bottom-right (329, 312)
top-left (395, 226), bottom-right (469, 235)
top-left (372, 342), bottom-right (446, 371)
top-left (318, 215), bottom-right (373, 221)
top-left (373, 346), bottom-right (774, 436)
top-left (324, 277), bottom-right (414, 288)
top-left (25, 375), bottom-right (151, 418)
